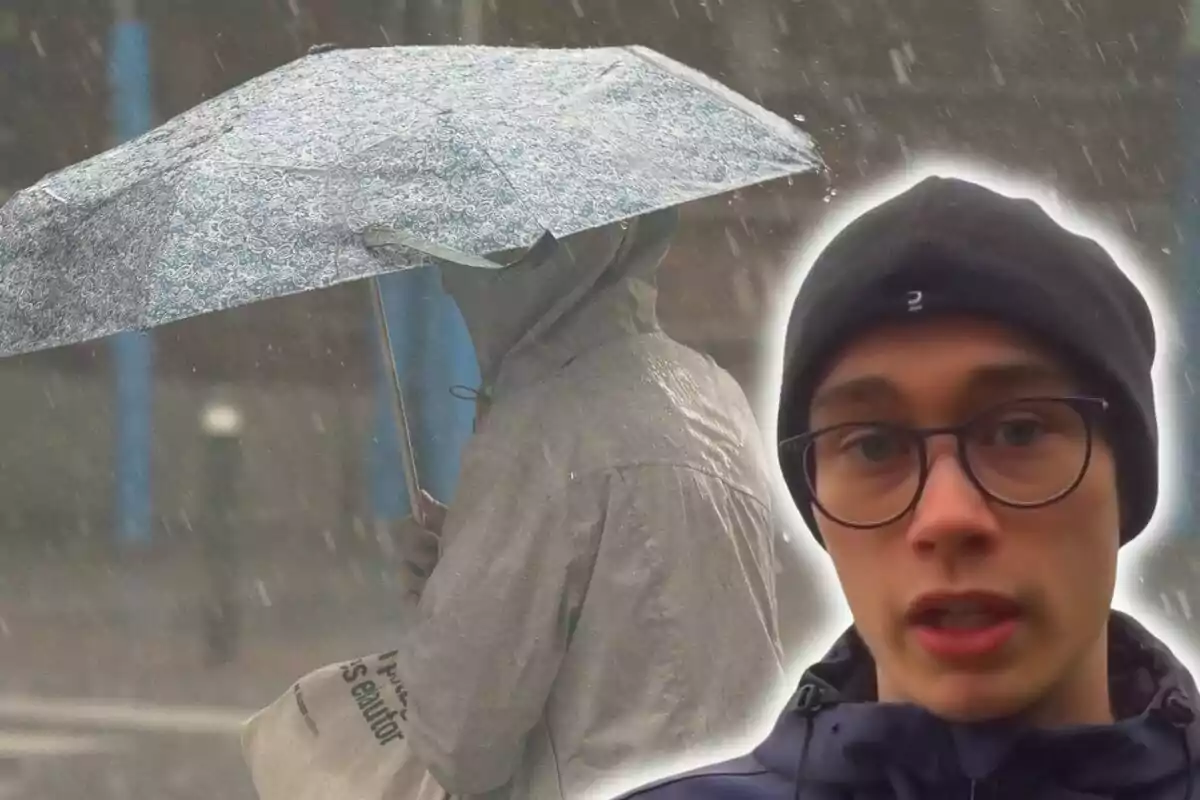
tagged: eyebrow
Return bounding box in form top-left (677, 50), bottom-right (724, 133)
top-left (809, 360), bottom-right (1074, 415)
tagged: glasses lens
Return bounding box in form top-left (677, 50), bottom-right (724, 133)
top-left (964, 399), bottom-right (1091, 506)
top-left (804, 423), bottom-right (922, 527)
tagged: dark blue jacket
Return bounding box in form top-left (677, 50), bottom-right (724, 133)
top-left (624, 612), bottom-right (1200, 799)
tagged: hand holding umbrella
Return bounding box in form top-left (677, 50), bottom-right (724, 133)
top-left (395, 489), bottom-right (447, 602)
top-left (416, 489), bottom-right (448, 536)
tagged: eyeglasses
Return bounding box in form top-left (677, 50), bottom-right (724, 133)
top-left (779, 396), bottom-right (1109, 530)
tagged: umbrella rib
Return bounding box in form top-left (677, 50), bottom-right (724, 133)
top-left (29, 166), bottom-right (179, 257)
top-left (348, 58), bottom-right (551, 242)
top-left (200, 159), bottom-right (333, 174)
top-left (450, 125), bottom-right (548, 238)
top-left (622, 44), bottom-right (820, 165)
top-left (345, 58), bottom-right (450, 116)
top-left (17, 168), bottom-right (179, 340)
top-left (31, 134), bottom-right (218, 234)
top-left (37, 186), bottom-right (67, 204)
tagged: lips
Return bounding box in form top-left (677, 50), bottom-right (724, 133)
top-left (906, 591), bottom-right (1022, 660)
top-left (907, 591), bottom-right (1021, 626)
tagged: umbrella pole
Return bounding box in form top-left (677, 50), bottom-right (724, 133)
top-left (370, 276), bottom-right (426, 527)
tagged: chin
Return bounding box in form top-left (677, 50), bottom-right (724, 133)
top-left (911, 675), bottom-right (1038, 724)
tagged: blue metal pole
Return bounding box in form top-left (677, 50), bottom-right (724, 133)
top-left (414, 268), bottom-right (478, 503)
top-left (369, 267), bottom-right (477, 523)
top-left (108, 1), bottom-right (153, 546)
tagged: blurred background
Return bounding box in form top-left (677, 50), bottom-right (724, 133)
top-left (0, 0), bottom-right (1195, 797)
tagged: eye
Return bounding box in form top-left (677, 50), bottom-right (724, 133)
top-left (983, 415), bottom-right (1045, 448)
top-left (841, 427), bottom-right (909, 463)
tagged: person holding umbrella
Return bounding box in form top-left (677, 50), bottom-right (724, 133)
top-left (0, 42), bottom-right (824, 800)
top-left (623, 175), bottom-right (1200, 799)
top-left (387, 206), bottom-right (787, 799)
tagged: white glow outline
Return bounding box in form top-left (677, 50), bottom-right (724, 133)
top-left (755, 154), bottom-right (1196, 688)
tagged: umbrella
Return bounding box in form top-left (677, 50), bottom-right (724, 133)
top-left (0, 43), bottom-right (822, 522)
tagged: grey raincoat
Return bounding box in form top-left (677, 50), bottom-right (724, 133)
top-left (394, 209), bottom-right (786, 799)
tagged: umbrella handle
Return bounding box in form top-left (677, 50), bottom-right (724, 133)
top-left (370, 276), bottom-right (427, 528)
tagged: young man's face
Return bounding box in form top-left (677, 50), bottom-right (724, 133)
top-left (807, 316), bottom-right (1120, 725)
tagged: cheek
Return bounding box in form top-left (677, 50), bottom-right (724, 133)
top-left (822, 526), bottom-right (891, 633)
top-left (1017, 454), bottom-right (1120, 621)
top-left (1071, 449), bottom-right (1120, 569)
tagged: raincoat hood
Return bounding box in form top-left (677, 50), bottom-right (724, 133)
top-left (628, 611), bottom-right (1200, 799)
top-left (438, 208), bottom-right (679, 396)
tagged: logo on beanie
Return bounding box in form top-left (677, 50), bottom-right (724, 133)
top-left (906, 290), bottom-right (924, 312)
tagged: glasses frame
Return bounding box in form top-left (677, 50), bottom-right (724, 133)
top-left (779, 395), bottom-right (1110, 530)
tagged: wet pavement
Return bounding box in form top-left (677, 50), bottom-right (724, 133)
top-left (0, 550), bottom-right (420, 800)
top-left (4, 546), bottom-right (1193, 800)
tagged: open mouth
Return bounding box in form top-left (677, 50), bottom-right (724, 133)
top-left (907, 592), bottom-right (1022, 659)
top-left (912, 603), bottom-right (1018, 630)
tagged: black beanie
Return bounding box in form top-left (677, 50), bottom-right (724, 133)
top-left (777, 176), bottom-right (1158, 545)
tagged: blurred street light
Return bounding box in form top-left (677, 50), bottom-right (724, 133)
top-left (198, 399), bottom-right (244, 666)
top-left (201, 403), bottom-right (244, 438)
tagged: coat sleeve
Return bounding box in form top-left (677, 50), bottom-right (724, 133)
top-left (392, 475), bottom-right (604, 796)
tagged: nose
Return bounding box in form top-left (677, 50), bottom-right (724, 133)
top-left (906, 449), bottom-right (1002, 557)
